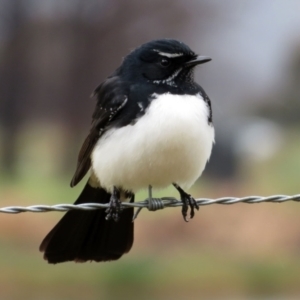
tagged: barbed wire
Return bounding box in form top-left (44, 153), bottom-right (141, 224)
top-left (1, 194), bottom-right (300, 220)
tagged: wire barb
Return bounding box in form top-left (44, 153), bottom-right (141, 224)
top-left (0, 194), bottom-right (300, 215)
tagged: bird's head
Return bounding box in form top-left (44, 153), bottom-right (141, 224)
top-left (121, 39), bottom-right (211, 88)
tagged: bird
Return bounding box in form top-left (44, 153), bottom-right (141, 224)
top-left (40, 39), bottom-right (215, 264)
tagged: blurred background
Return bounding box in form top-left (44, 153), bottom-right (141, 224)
top-left (1, 0), bottom-right (300, 299)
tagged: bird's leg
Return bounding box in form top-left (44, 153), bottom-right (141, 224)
top-left (173, 183), bottom-right (199, 222)
top-left (106, 186), bottom-right (121, 222)
top-left (148, 185), bottom-right (153, 201)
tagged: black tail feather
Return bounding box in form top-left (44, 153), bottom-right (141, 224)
top-left (40, 183), bottom-right (134, 264)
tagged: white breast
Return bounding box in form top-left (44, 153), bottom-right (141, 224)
top-left (91, 93), bottom-right (215, 192)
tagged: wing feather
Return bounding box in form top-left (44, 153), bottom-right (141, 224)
top-left (70, 77), bottom-right (128, 187)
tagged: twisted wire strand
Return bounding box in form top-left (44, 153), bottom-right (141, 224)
top-left (1, 194), bottom-right (300, 214)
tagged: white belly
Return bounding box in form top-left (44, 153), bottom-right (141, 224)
top-left (91, 93), bottom-right (215, 192)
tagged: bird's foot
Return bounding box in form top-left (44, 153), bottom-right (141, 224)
top-left (106, 186), bottom-right (122, 222)
top-left (173, 183), bottom-right (199, 222)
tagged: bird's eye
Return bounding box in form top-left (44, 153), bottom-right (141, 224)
top-left (160, 58), bottom-right (170, 67)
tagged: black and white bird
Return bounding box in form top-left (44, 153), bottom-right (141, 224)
top-left (40, 39), bottom-right (215, 264)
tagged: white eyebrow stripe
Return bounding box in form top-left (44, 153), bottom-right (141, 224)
top-left (152, 49), bottom-right (184, 58)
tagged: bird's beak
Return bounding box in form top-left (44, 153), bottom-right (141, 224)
top-left (184, 56), bottom-right (212, 68)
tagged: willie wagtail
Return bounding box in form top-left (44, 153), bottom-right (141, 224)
top-left (40, 39), bottom-right (215, 263)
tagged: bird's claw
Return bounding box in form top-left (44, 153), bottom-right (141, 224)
top-left (173, 183), bottom-right (199, 222)
top-left (181, 194), bottom-right (199, 222)
top-left (105, 186), bottom-right (122, 222)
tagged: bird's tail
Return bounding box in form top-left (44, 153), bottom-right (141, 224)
top-left (40, 183), bottom-right (134, 263)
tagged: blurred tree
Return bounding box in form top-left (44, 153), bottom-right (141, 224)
top-left (0, 0), bottom-right (27, 176)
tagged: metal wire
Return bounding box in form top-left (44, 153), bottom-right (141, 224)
top-left (1, 194), bottom-right (300, 215)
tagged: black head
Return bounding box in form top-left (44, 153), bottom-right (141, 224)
top-left (120, 39), bottom-right (211, 89)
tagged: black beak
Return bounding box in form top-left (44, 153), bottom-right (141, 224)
top-left (184, 56), bottom-right (212, 68)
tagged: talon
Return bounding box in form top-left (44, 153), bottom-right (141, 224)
top-left (105, 186), bottom-right (121, 222)
top-left (182, 200), bottom-right (189, 222)
top-left (173, 183), bottom-right (199, 221)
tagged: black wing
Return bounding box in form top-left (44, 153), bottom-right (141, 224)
top-left (70, 76), bottom-right (129, 187)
